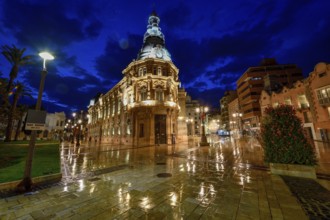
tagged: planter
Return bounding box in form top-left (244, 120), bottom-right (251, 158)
top-left (270, 163), bottom-right (316, 179)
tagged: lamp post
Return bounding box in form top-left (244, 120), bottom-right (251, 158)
top-left (232, 112), bottom-right (243, 138)
top-left (71, 112), bottom-right (76, 144)
top-left (19, 52), bottom-right (54, 191)
top-left (185, 118), bottom-right (193, 136)
top-left (196, 106), bottom-right (209, 146)
top-left (76, 119), bottom-right (82, 146)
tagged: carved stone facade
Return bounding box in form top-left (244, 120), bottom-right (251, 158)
top-left (87, 12), bottom-right (186, 146)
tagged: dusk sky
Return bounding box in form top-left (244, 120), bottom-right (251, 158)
top-left (0, 0), bottom-right (329, 114)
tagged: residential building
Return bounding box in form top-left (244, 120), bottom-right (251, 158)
top-left (306, 62), bottom-right (330, 142)
top-left (220, 90), bottom-right (237, 132)
top-left (237, 58), bottom-right (303, 132)
top-left (260, 62), bottom-right (330, 142)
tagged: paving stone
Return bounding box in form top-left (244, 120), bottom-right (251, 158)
top-left (0, 138), bottom-right (321, 219)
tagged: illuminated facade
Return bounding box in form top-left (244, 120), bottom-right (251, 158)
top-left (260, 62), bottom-right (330, 142)
top-left (87, 12), bottom-right (186, 146)
top-left (237, 58), bottom-right (303, 131)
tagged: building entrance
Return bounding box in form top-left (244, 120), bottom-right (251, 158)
top-left (155, 115), bottom-right (167, 144)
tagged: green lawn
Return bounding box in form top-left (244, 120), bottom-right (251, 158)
top-left (0, 141), bottom-right (60, 183)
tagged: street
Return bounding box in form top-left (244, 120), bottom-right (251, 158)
top-left (1, 136), bottom-right (330, 219)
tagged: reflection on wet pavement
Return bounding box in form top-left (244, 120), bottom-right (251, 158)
top-left (0, 136), bottom-right (328, 219)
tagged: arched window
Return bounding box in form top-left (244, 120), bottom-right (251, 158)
top-left (118, 100), bottom-right (121, 113)
top-left (126, 118), bottom-right (131, 135)
top-left (140, 87), bottom-right (147, 101)
top-left (155, 86), bottom-right (163, 101)
top-left (163, 68), bottom-right (167, 76)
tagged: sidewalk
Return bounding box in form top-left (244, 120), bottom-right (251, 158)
top-left (0, 137), bottom-right (329, 219)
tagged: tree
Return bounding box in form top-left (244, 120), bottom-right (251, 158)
top-left (1, 45), bottom-right (32, 95)
top-left (5, 82), bottom-right (32, 141)
top-left (14, 105), bottom-right (28, 141)
top-left (260, 104), bottom-right (316, 165)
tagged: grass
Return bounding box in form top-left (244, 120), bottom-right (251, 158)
top-left (0, 140), bottom-right (60, 183)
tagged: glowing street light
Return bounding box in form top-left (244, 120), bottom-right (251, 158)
top-left (232, 112), bottom-right (243, 138)
top-left (19, 51), bottom-right (54, 191)
top-left (196, 106), bottom-right (209, 146)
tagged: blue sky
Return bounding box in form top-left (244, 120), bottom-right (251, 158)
top-left (1, 0), bottom-right (329, 114)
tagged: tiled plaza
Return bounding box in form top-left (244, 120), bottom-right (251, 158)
top-left (1, 137), bottom-right (330, 219)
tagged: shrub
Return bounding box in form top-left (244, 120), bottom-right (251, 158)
top-left (260, 104), bottom-right (316, 165)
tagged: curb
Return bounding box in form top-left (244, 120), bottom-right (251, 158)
top-left (0, 173), bottom-right (62, 191)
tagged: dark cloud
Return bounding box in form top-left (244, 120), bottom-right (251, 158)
top-left (1, 0), bottom-right (102, 48)
top-left (1, 0), bottom-right (329, 113)
top-left (94, 34), bottom-right (141, 83)
top-left (85, 20), bottom-right (103, 38)
top-left (161, 2), bottom-right (191, 29)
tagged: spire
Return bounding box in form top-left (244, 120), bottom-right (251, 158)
top-left (143, 11), bottom-right (165, 45)
top-left (137, 12), bottom-right (171, 61)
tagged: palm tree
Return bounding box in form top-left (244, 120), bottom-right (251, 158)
top-left (1, 45), bottom-right (32, 94)
top-left (14, 105), bottom-right (29, 141)
top-left (5, 82), bottom-right (32, 141)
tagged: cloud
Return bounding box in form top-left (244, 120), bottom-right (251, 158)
top-left (94, 34), bottom-right (141, 83)
top-left (1, 0), bottom-right (103, 48)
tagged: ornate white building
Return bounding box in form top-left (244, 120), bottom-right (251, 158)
top-left (87, 12), bottom-right (187, 146)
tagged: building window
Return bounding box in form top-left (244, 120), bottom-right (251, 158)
top-left (118, 100), bottom-right (121, 113)
top-left (139, 68), bottom-right (143, 77)
top-left (155, 87), bottom-right (163, 101)
top-left (127, 118), bottom-right (131, 135)
top-left (162, 68), bottom-right (167, 76)
top-left (316, 86), bottom-right (330, 105)
top-left (139, 124), bottom-right (144, 137)
top-left (140, 87), bottom-right (147, 101)
top-left (319, 72), bottom-right (327, 78)
top-left (143, 67), bottom-right (147, 76)
top-left (297, 94), bottom-right (309, 109)
top-left (112, 101), bottom-right (115, 116)
top-left (158, 67), bottom-right (162, 76)
top-left (153, 67), bottom-right (157, 75)
top-left (284, 98), bottom-right (292, 105)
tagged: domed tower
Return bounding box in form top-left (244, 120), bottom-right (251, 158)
top-left (87, 11), bottom-right (186, 146)
top-left (122, 11), bottom-right (181, 146)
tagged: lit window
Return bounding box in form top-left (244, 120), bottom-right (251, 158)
top-left (118, 100), bottom-right (121, 113)
top-left (155, 87), bottom-right (163, 101)
top-left (297, 94), bottom-right (309, 109)
top-left (273, 102), bottom-right (279, 108)
top-left (284, 98), bottom-right (292, 105)
top-left (140, 87), bottom-right (147, 101)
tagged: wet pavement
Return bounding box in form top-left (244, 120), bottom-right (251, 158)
top-left (0, 136), bottom-right (330, 219)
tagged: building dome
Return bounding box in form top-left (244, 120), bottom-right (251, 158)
top-left (137, 11), bottom-right (172, 61)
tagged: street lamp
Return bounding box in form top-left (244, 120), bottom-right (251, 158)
top-left (19, 51), bottom-right (54, 191)
top-left (76, 119), bottom-right (82, 146)
top-left (186, 118), bottom-right (194, 136)
top-left (196, 106), bottom-right (209, 146)
top-left (71, 112), bottom-right (76, 144)
top-left (232, 112), bottom-right (243, 138)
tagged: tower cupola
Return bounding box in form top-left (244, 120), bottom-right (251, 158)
top-left (137, 11), bottom-right (171, 61)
